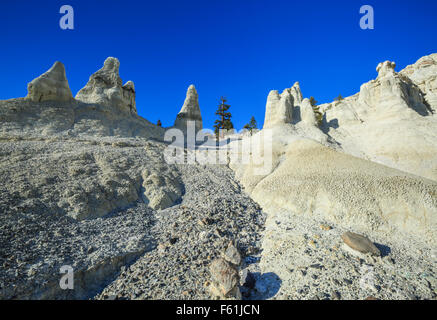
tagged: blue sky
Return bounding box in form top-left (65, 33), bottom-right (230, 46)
top-left (0, 0), bottom-right (436, 129)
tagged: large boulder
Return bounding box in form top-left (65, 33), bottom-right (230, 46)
top-left (174, 85), bottom-right (203, 133)
top-left (75, 57), bottom-right (137, 114)
top-left (26, 61), bottom-right (73, 102)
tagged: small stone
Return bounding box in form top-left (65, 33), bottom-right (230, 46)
top-left (223, 242), bottom-right (241, 266)
top-left (309, 264), bottom-right (324, 270)
top-left (320, 224), bottom-right (332, 231)
top-left (341, 232), bottom-right (381, 256)
top-left (364, 296), bottom-right (378, 300)
top-left (331, 291), bottom-right (341, 300)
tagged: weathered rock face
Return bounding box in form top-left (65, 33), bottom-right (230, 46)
top-left (400, 53), bottom-right (437, 113)
top-left (75, 57), bottom-right (137, 114)
top-left (299, 98), bottom-right (317, 126)
top-left (290, 81), bottom-right (303, 105)
top-left (357, 60), bottom-right (430, 119)
top-left (376, 60), bottom-right (397, 78)
top-left (263, 82), bottom-right (318, 129)
top-left (263, 89), bottom-right (293, 129)
top-left (26, 61), bottom-right (73, 102)
top-left (319, 57), bottom-right (437, 181)
top-left (174, 85), bottom-right (202, 132)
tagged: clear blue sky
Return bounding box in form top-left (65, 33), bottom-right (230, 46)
top-left (1, 0), bottom-right (436, 129)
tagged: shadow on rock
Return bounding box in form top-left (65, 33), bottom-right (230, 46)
top-left (374, 242), bottom-right (391, 257)
top-left (243, 272), bottom-right (281, 300)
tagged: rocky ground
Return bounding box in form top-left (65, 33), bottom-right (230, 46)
top-left (96, 163), bottom-right (265, 300)
top-left (0, 134), bottom-right (265, 300)
top-left (254, 208), bottom-right (436, 300)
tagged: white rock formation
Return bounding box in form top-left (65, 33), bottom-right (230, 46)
top-left (320, 57), bottom-right (437, 181)
top-left (75, 57), bottom-right (137, 114)
top-left (263, 82), bottom-right (319, 129)
top-left (357, 60), bottom-right (429, 119)
top-left (174, 85), bottom-right (203, 132)
top-left (229, 55), bottom-right (437, 246)
top-left (376, 60), bottom-right (397, 78)
top-left (299, 98), bottom-right (317, 126)
top-left (26, 61), bottom-right (73, 102)
top-left (263, 89), bottom-right (293, 129)
top-left (290, 81), bottom-right (303, 105)
top-left (400, 53), bottom-right (437, 113)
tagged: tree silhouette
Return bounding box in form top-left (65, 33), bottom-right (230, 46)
top-left (213, 96), bottom-right (233, 139)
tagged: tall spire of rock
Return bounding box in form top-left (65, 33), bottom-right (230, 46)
top-left (290, 81), bottom-right (303, 105)
top-left (263, 89), bottom-right (293, 129)
top-left (75, 57), bottom-right (136, 114)
top-left (174, 85), bottom-right (203, 132)
top-left (26, 61), bottom-right (73, 102)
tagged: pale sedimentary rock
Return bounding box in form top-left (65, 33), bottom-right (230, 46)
top-left (263, 82), bottom-right (319, 128)
top-left (357, 59), bottom-right (429, 118)
top-left (263, 89), bottom-right (293, 129)
top-left (376, 60), bottom-right (397, 78)
top-left (75, 57), bottom-right (137, 114)
top-left (400, 53), bottom-right (437, 113)
top-left (26, 61), bottom-right (73, 102)
top-left (320, 57), bottom-right (437, 181)
top-left (299, 98), bottom-right (317, 126)
top-left (174, 85), bottom-right (203, 132)
top-left (290, 81), bottom-right (303, 105)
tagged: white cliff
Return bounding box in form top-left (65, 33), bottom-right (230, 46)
top-left (320, 57), bottom-right (437, 181)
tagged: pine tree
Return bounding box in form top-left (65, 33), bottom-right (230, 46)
top-left (335, 94), bottom-right (344, 101)
top-left (213, 97), bottom-right (233, 139)
top-left (309, 96), bottom-right (323, 128)
top-left (157, 119), bottom-right (162, 127)
top-left (309, 96), bottom-right (318, 107)
top-left (244, 116), bottom-right (257, 135)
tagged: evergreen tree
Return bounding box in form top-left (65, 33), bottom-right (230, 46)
top-left (244, 116), bottom-right (258, 135)
top-left (213, 97), bottom-right (233, 139)
top-left (309, 96), bottom-right (318, 107)
top-left (335, 94), bottom-right (344, 101)
top-left (309, 96), bottom-right (323, 128)
top-left (157, 119), bottom-right (162, 127)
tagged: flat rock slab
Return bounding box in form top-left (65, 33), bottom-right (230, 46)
top-left (341, 232), bottom-right (380, 256)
